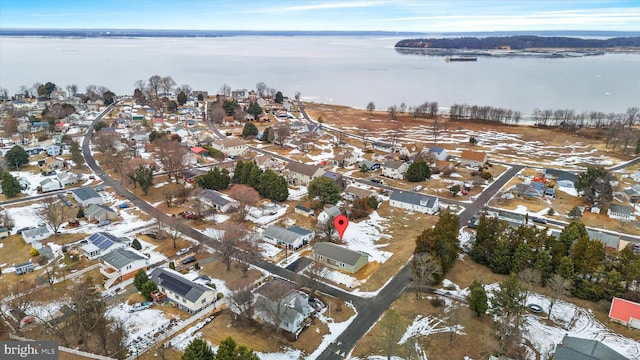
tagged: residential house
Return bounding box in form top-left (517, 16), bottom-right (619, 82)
top-left (460, 150), bottom-right (488, 167)
top-left (149, 267), bottom-right (217, 314)
top-left (497, 210), bottom-right (528, 226)
top-left (608, 297), bottom-right (640, 329)
top-left (428, 146), bottom-right (449, 161)
top-left (553, 335), bottom-right (628, 360)
top-left (192, 90), bottom-right (209, 99)
top-left (182, 152), bottom-right (198, 167)
top-left (81, 232), bottom-right (129, 260)
top-left (38, 178), bottom-right (63, 192)
top-left (262, 225), bottom-right (312, 249)
top-left (322, 171), bottom-right (345, 189)
top-left (190, 146), bottom-right (209, 158)
top-left (46, 144), bottom-right (61, 156)
top-left (254, 155), bottom-right (285, 171)
top-left (344, 185), bottom-right (376, 200)
top-left (318, 205), bottom-right (342, 223)
top-left (22, 226), bottom-right (51, 244)
top-left (372, 141), bottom-right (396, 153)
top-left (44, 157), bottom-right (65, 170)
top-left (389, 191), bottom-right (439, 215)
top-left (399, 144), bottom-right (421, 158)
top-left (544, 168), bottom-right (578, 189)
top-left (15, 261), bottom-right (35, 275)
top-left (151, 117), bottom-right (164, 129)
top-left (85, 204), bottom-right (118, 222)
top-left (252, 279), bottom-right (314, 337)
top-left (294, 204), bottom-right (314, 217)
top-left (358, 160), bottom-right (380, 172)
top-left (312, 242), bottom-right (368, 274)
top-left (587, 230), bottom-right (622, 251)
top-left (513, 183), bottom-right (544, 198)
top-left (283, 161), bottom-right (325, 186)
top-left (333, 150), bottom-right (359, 167)
top-left (287, 226), bottom-right (315, 245)
top-left (608, 204), bottom-right (635, 222)
top-left (56, 171), bottom-right (80, 187)
top-left (181, 168), bottom-right (206, 184)
top-left (70, 187), bottom-right (103, 207)
top-left (433, 160), bottom-right (454, 171)
top-left (210, 138), bottom-right (247, 157)
top-left (200, 189), bottom-right (238, 213)
top-left (100, 248), bottom-right (149, 286)
top-left (381, 161), bottom-right (409, 180)
top-left (0, 227), bottom-right (8, 239)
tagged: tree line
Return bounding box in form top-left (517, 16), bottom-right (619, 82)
top-left (395, 35), bottom-right (640, 50)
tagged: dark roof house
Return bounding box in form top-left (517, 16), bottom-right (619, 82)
top-left (553, 335), bottom-right (628, 360)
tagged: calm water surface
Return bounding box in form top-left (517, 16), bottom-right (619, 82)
top-left (0, 36), bottom-right (638, 114)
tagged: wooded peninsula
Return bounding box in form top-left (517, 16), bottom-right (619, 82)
top-left (395, 35), bottom-right (640, 50)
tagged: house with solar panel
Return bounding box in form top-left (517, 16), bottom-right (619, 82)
top-left (81, 232), bottom-right (131, 260)
top-left (149, 267), bottom-right (217, 314)
top-left (200, 189), bottom-right (238, 213)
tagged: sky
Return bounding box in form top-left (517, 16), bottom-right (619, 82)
top-left (0, 0), bottom-right (639, 32)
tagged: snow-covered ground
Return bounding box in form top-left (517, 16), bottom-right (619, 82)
top-left (106, 302), bottom-right (177, 354)
top-left (341, 211), bottom-right (392, 264)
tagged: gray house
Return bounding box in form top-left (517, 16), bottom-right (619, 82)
top-left (389, 191), bottom-right (439, 215)
top-left (262, 225), bottom-right (313, 249)
top-left (15, 261), bottom-right (35, 275)
top-left (312, 242), bottom-right (369, 274)
top-left (149, 267), bottom-right (216, 314)
top-left (553, 335), bottom-right (627, 360)
top-left (22, 226), bottom-right (52, 244)
top-left (70, 187), bottom-right (103, 207)
top-left (200, 189), bottom-right (238, 213)
top-left (252, 279), bottom-right (315, 338)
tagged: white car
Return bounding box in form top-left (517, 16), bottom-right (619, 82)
top-left (413, 185), bottom-right (424, 192)
top-left (176, 247), bottom-right (191, 256)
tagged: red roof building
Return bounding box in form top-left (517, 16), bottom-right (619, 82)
top-left (190, 146), bottom-right (209, 157)
top-left (608, 297), bottom-right (640, 329)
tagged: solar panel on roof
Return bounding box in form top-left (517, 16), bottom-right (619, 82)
top-left (159, 273), bottom-right (192, 296)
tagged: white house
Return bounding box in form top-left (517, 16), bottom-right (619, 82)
top-left (46, 145), bottom-right (61, 156)
top-left (81, 232), bottom-right (130, 260)
top-left (381, 161), bottom-right (409, 180)
top-left (70, 187), bottom-right (103, 207)
top-left (200, 189), bottom-right (238, 213)
top-left (38, 178), bottom-right (63, 192)
top-left (252, 279), bottom-right (314, 338)
top-left (210, 138), bottom-right (247, 157)
top-left (21, 226), bottom-right (51, 244)
top-left (56, 171), bottom-right (81, 187)
top-left (333, 150), bottom-right (359, 167)
top-left (100, 248), bottom-right (149, 287)
top-left (85, 204), bottom-right (118, 222)
top-left (283, 161), bottom-right (325, 186)
top-left (372, 142), bottom-right (395, 153)
top-left (318, 206), bottom-right (341, 224)
top-left (149, 267), bottom-right (217, 314)
top-left (389, 190), bottom-right (439, 215)
top-left (262, 225), bottom-right (313, 249)
top-left (608, 204), bottom-right (636, 222)
top-left (460, 150), bottom-right (488, 167)
top-left (428, 147), bottom-right (449, 161)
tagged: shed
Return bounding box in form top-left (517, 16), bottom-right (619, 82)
top-left (22, 226), bottom-right (51, 244)
top-left (70, 187), bottom-right (103, 207)
top-left (609, 297), bottom-right (640, 329)
top-left (15, 261), bottom-right (35, 275)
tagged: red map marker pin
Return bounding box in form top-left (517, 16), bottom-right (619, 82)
top-left (334, 215), bottom-right (349, 241)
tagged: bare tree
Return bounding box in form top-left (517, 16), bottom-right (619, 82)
top-left (134, 79), bottom-right (147, 93)
top-left (39, 197), bottom-right (69, 235)
top-left (303, 261), bottom-right (327, 295)
top-left (220, 83), bottom-right (231, 97)
top-left (256, 82), bottom-right (267, 98)
top-left (209, 103), bottom-right (226, 124)
top-left (379, 308), bottom-right (402, 360)
top-left (388, 105), bottom-right (398, 120)
top-left (229, 287), bottom-right (255, 325)
top-left (398, 102), bottom-right (407, 117)
top-left (518, 267), bottom-right (541, 306)
top-left (93, 131), bottom-right (119, 153)
top-left (330, 130), bottom-right (346, 149)
top-left (411, 253), bottom-right (440, 299)
top-left (358, 123), bottom-right (371, 151)
top-left (229, 184), bottom-right (261, 220)
top-left (546, 274), bottom-right (570, 319)
top-left (254, 279), bottom-right (295, 335)
top-left (366, 101), bottom-right (375, 113)
top-left (274, 123), bottom-right (292, 146)
top-left (316, 216), bottom-right (336, 241)
top-left (217, 222), bottom-right (249, 271)
top-left (177, 83), bottom-right (192, 96)
top-left (159, 76), bottom-right (176, 95)
top-left (2, 116), bottom-right (18, 138)
top-left (233, 106), bottom-right (246, 122)
top-left (147, 75), bottom-right (162, 97)
top-left (153, 137), bottom-right (186, 183)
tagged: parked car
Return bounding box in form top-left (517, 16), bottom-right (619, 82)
top-left (65, 201), bottom-right (73, 207)
top-left (531, 217), bottom-right (547, 224)
top-left (16, 226), bottom-right (36, 234)
top-left (413, 185), bottom-right (423, 192)
top-left (95, 186), bottom-right (105, 192)
top-left (182, 256), bottom-right (196, 265)
top-left (129, 303), bottom-right (151, 313)
top-left (98, 220), bottom-right (111, 227)
top-left (176, 247), bottom-right (191, 256)
top-left (371, 178), bottom-right (385, 185)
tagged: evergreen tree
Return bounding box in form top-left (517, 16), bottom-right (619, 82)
top-left (557, 256), bottom-right (576, 281)
top-left (414, 212), bottom-right (459, 281)
top-left (559, 221), bottom-right (588, 255)
top-left (470, 215), bottom-right (504, 265)
top-left (131, 238), bottom-right (142, 250)
top-left (571, 236), bottom-right (605, 275)
top-left (307, 176), bottom-right (341, 205)
top-left (70, 141), bottom-right (84, 166)
top-left (214, 337), bottom-right (260, 360)
top-left (242, 122), bottom-right (258, 138)
top-left (133, 269), bottom-right (149, 291)
top-left (534, 250), bottom-right (554, 286)
top-left (1, 171), bottom-right (21, 197)
top-left (141, 280), bottom-right (157, 301)
top-left (258, 170), bottom-right (288, 202)
top-left (405, 160), bottom-right (431, 182)
top-left (4, 145), bottom-right (29, 170)
top-left (197, 168), bottom-right (231, 190)
top-left (128, 165), bottom-right (155, 195)
top-left (177, 91), bottom-right (188, 105)
top-left (76, 207), bottom-right (84, 218)
top-left (490, 239), bottom-right (513, 274)
top-left (262, 127), bottom-right (272, 142)
top-left (490, 273), bottom-right (527, 354)
top-left (274, 91), bottom-right (284, 104)
top-left (182, 338), bottom-right (214, 360)
top-left (246, 102), bottom-right (263, 120)
top-left (511, 242), bottom-right (532, 273)
top-left (467, 280), bottom-right (488, 317)
top-left (568, 206), bottom-right (583, 219)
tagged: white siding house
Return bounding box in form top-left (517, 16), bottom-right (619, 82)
top-left (389, 191), bottom-right (439, 215)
